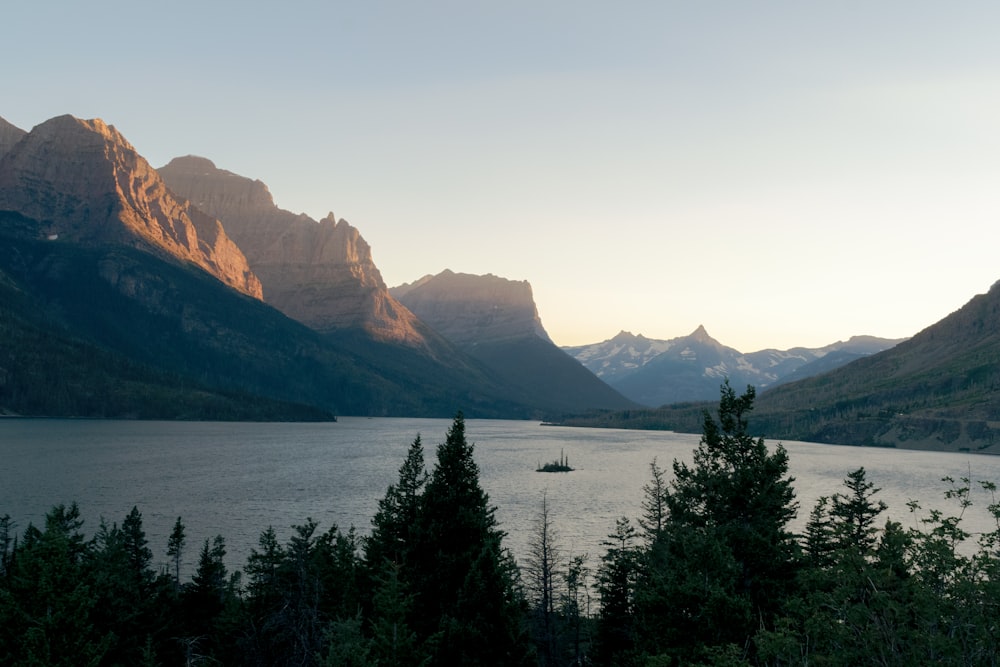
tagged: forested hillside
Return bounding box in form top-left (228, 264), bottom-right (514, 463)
top-left (4, 394), bottom-right (1000, 665)
top-left (0, 213), bottom-right (533, 419)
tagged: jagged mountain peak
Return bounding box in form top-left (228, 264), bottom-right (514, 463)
top-left (0, 117), bottom-right (27, 156)
top-left (610, 330), bottom-right (650, 342)
top-left (688, 324), bottom-right (714, 343)
top-left (566, 325), bottom-right (902, 407)
top-left (159, 156), bottom-right (427, 345)
top-left (0, 115), bottom-right (262, 298)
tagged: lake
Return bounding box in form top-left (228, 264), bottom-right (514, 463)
top-left (3, 417), bottom-right (999, 579)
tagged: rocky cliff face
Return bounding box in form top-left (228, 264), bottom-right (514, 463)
top-left (390, 270), bottom-right (552, 345)
top-left (0, 117), bottom-right (26, 157)
top-left (0, 116), bottom-right (261, 298)
top-left (158, 155), bottom-right (426, 345)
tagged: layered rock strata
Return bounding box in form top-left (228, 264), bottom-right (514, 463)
top-left (158, 155), bottom-right (425, 345)
top-left (0, 116), bottom-right (261, 298)
top-left (391, 270), bottom-right (553, 345)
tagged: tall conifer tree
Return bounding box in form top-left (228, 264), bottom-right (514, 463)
top-left (410, 412), bottom-right (532, 666)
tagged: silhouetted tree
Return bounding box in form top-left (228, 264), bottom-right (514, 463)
top-left (409, 412), bottom-right (533, 665)
top-left (595, 517), bottom-right (640, 666)
top-left (166, 516), bottom-right (185, 586)
top-left (524, 492), bottom-right (561, 665)
top-left (635, 381), bottom-right (799, 663)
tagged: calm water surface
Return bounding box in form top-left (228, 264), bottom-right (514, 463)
top-left (3, 417), bottom-right (1000, 578)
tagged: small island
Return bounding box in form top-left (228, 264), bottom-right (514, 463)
top-left (536, 449), bottom-right (573, 472)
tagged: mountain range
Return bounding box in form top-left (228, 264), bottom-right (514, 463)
top-left (2, 113), bottom-right (997, 453)
top-left (557, 283), bottom-right (1000, 453)
top-left (564, 327), bottom-right (904, 406)
top-left (0, 114), bottom-right (631, 418)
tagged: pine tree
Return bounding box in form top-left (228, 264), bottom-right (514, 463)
top-left (410, 412), bottom-right (532, 666)
top-left (595, 517), bottom-right (641, 666)
top-left (638, 458), bottom-right (668, 546)
top-left (3, 504), bottom-right (110, 666)
top-left (666, 381), bottom-right (798, 613)
top-left (166, 516), bottom-right (185, 586)
top-left (364, 435), bottom-right (427, 572)
top-left (830, 466), bottom-right (887, 555)
top-left (121, 506), bottom-right (154, 588)
top-left (183, 534), bottom-right (235, 660)
top-left (368, 561), bottom-right (420, 667)
top-left (635, 381), bottom-right (799, 662)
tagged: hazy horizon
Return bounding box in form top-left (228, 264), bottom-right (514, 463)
top-left (4, 2), bottom-right (998, 350)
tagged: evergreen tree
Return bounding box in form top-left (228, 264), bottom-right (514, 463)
top-left (364, 435), bottom-right (426, 576)
top-left (830, 466), bottom-right (888, 555)
top-left (667, 381), bottom-right (797, 608)
top-left (595, 517), bottom-right (640, 666)
top-left (122, 505), bottom-right (154, 587)
top-left (638, 458), bottom-right (668, 546)
top-left (802, 495), bottom-right (836, 567)
top-left (240, 519), bottom-right (362, 665)
top-left (409, 412), bottom-right (532, 666)
top-left (367, 562), bottom-right (420, 667)
top-left (635, 381), bottom-right (799, 662)
top-left (182, 534), bottom-right (238, 661)
top-left (91, 507), bottom-right (161, 665)
top-left (1, 504), bottom-right (110, 665)
top-left (166, 516), bottom-right (185, 586)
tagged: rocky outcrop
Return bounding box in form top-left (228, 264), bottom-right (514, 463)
top-left (390, 270), bottom-right (552, 345)
top-left (158, 155), bottom-right (426, 345)
top-left (0, 116), bottom-right (261, 298)
top-left (0, 117), bottom-right (26, 157)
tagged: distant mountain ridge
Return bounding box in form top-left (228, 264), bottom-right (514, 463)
top-left (556, 282), bottom-right (1000, 452)
top-left (565, 327), bottom-right (904, 406)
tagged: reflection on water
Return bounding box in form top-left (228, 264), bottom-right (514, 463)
top-left (2, 417), bottom-right (999, 578)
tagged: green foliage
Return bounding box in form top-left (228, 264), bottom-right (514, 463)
top-left (409, 413), bottom-right (533, 665)
top-left (595, 517), bottom-right (641, 665)
top-left (638, 458), bottom-right (668, 544)
top-left (367, 562), bottom-right (420, 667)
top-left (631, 382), bottom-right (799, 661)
top-left (364, 435), bottom-right (427, 571)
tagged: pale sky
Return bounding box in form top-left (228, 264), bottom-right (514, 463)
top-left (4, 1), bottom-right (998, 350)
